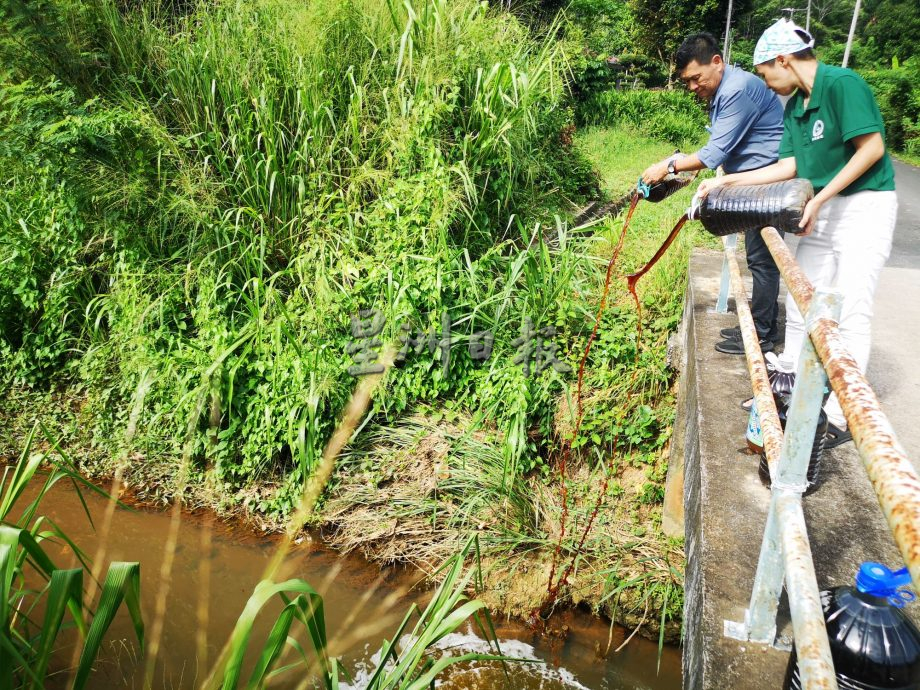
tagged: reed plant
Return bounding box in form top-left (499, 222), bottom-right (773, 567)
top-left (0, 424), bottom-right (144, 689)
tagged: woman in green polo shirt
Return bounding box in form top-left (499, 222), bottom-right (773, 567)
top-left (698, 18), bottom-right (898, 449)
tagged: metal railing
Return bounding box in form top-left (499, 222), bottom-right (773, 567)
top-left (713, 227), bottom-right (920, 689)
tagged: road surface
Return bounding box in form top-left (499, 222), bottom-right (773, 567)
top-left (866, 159), bottom-right (920, 458)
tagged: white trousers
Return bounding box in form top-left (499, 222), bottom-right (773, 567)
top-left (783, 189), bottom-right (898, 429)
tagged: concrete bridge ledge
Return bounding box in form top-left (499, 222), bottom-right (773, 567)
top-left (667, 249), bottom-right (914, 690)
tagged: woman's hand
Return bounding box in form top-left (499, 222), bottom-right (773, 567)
top-left (696, 177), bottom-right (726, 199)
top-left (797, 197), bottom-right (824, 236)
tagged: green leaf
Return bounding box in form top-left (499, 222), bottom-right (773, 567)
top-left (245, 596), bottom-right (301, 689)
top-left (31, 568), bottom-right (84, 688)
top-left (219, 579), bottom-right (331, 690)
top-left (72, 562), bottom-right (144, 690)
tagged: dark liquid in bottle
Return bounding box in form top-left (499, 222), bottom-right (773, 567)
top-left (698, 178), bottom-right (814, 237)
top-left (784, 586), bottom-right (920, 689)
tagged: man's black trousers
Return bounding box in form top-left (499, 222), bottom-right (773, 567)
top-left (745, 225), bottom-right (784, 342)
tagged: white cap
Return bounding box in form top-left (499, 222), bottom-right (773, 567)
top-left (753, 18), bottom-right (815, 65)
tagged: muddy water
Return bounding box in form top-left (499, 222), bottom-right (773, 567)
top-left (30, 480), bottom-right (680, 689)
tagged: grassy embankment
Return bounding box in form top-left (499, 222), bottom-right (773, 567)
top-left (0, 0), bottom-right (710, 637)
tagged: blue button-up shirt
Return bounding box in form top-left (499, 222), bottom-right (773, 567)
top-left (698, 65), bottom-right (784, 174)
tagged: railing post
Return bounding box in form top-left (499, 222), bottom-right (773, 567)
top-left (774, 289), bottom-right (841, 489)
top-left (737, 491), bottom-right (785, 643)
top-left (726, 289), bottom-right (842, 646)
top-left (715, 234), bottom-right (736, 313)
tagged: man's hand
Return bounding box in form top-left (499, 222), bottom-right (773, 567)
top-left (797, 197), bottom-right (823, 236)
top-left (641, 159), bottom-right (670, 185)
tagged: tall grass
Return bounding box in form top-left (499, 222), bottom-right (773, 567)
top-left (578, 88), bottom-right (707, 150)
top-left (0, 0), bottom-right (596, 495)
top-left (2, 0), bottom-right (688, 632)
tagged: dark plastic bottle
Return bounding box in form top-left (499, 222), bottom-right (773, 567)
top-left (755, 352), bottom-right (827, 494)
top-left (698, 178), bottom-right (814, 236)
top-left (643, 175), bottom-right (694, 202)
top-left (758, 406), bottom-right (828, 495)
top-left (784, 562), bottom-right (920, 689)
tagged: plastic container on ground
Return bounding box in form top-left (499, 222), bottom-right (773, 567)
top-left (758, 407), bottom-right (828, 495)
top-left (755, 351), bottom-right (828, 494)
top-left (784, 562), bottom-right (920, 689)
top-left (746, 352), bottom-right (789, 453)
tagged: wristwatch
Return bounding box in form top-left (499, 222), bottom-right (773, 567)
top-left (667, 158), bottom-right (678, 175)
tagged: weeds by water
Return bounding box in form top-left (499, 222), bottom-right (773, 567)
top-left (2, 417), bottom-right (511, 688)
top-left (2, 0), bottom-right (703, 640)
top-left (0, 424), bottom-right (144, 689)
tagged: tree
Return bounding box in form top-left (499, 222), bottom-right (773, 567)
top-left (862, 0), bottom-right (920, 62)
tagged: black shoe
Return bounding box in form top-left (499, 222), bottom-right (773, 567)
top-left (715, 335), bottom-right (774, 355)
top-left (720, 326), bottom-right (741, 339)
top-left (825, 422), bottom-right (853, 449)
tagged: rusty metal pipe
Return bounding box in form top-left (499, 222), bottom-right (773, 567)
top-left (761, 226), bottom-right (920, 592)
top-left (725, 242), bottom-right (784, 469)
top-left (761, 227), bottom-right (815, 313)
top-left (810, 320), bottom-right (920, 588)
top-left (777, 492), bottom-right (840, 689)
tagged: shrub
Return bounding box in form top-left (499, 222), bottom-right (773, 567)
top-left (577, 88), bottom-right (707, 148)
top-left (0, 0), bottom-right (604, 505)
top-left (862, 59), bottom-right (920, 152)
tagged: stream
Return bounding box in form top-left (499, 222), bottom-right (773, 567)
top-left (29, 478), bottom-right (681, 689)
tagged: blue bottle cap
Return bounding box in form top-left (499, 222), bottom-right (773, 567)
top-left (637, 178), bottom-right (651, 199)
top-left (856, 562), bottom-right (916, 607)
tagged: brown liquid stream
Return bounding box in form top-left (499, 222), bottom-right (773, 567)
top-left (541, 207), bottom-right (689, 618)
top-left (626, 213), bottom-right (688, 341)
top-left (543, 193), bottom-right (640, 611)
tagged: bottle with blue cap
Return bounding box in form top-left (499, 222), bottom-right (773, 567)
top-left (784, 562), bottom-right (920, 689)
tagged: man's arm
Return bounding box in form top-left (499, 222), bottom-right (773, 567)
top-left (641, 153), bottom-right (706, 185)
top-left (642, 89), bottom-right (764, 184)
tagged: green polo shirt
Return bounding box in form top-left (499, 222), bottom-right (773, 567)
top-left (778, 62), bottom-right (895, 195)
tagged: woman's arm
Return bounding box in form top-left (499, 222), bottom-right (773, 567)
top-left (797, 132), bottom-right (885, 235)
top-left (697, 157), bottom-right (797, 197)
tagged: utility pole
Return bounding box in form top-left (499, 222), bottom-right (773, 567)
top-left (805, 0), bottom-right (812, 31)
top-left (723, 0), bottom-right (734, 57)
top-left (842, 0), bottom-right (862, 67)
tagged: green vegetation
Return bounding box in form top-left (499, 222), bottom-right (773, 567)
top-left (556, 0), bottom-right (920, 157)
top-left (862, 61), bottom-right (920, 157)
top-left (2, 426), bottom-right (144, 688)
top-left (0, 0), bottom-right (696, 639)
top-left (578, 90), bottom-right (708, 152)
top-left (10, 0), bottom-right (911, 663)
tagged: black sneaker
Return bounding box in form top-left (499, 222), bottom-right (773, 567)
top-left (720, 326), bottom-right (741, 339)
top-left (715, 335), bottom-right (774, 355)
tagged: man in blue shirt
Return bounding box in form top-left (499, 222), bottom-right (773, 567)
top-left (642, 33), bottom-right (785, 355)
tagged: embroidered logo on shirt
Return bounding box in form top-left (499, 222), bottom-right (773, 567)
top-left (812, 120), bottom-right (825, 142)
